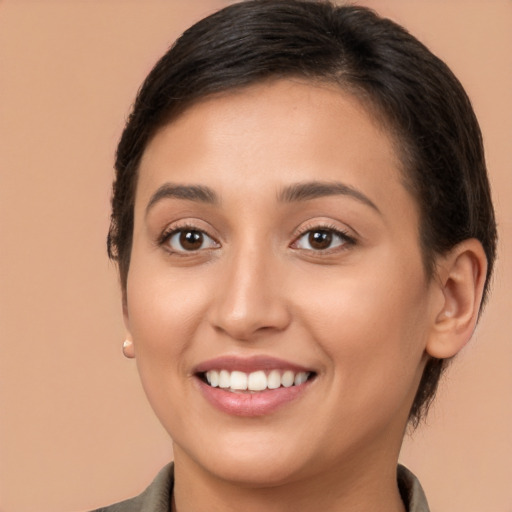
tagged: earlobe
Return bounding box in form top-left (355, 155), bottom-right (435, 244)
top-left (426, 239), bottom-right (487, 359)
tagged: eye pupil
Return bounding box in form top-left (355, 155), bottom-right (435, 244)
top-left (179, 230), bottom-right (203, 250)
top-left (308, 230), bottom-right (332, 250)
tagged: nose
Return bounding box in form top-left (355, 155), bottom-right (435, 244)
top-left (208, 245), bottom-right (292, 341)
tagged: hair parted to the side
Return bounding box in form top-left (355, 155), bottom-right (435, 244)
top-left (107, 0), bottom-right (497, 426)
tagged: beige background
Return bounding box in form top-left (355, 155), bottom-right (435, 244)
top-left (0, 1), bottom-right (510, 511)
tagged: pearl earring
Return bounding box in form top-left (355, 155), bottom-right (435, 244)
top-left (122, 339), bottom-right (135, 358)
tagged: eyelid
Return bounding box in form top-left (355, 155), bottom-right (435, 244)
top-left (170, 230), bottom-right (218, 252)
top-left (290, 222), bottom-right (356, 252)
top-left (157, 220), bottom-right (221, 254)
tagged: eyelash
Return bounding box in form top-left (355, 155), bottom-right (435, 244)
top-left (157, 223), bottom-right (356, 255)
top-left (291, 224), bottom-right (356, 253)
top-left (158, 223), bottom-right (220, 255)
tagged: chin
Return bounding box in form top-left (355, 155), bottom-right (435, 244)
top-left (207, 455), bottom-right (308, 488)
top-left (176, 432), bottom-right (316, 488)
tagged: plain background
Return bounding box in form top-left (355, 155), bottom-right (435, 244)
top-left (0, 1), bottom-right (510, 511)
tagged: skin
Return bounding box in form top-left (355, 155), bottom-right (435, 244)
top-left (123, 79), bottom-right (487, 512)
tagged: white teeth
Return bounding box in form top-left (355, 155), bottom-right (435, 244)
top-left (230, 371), bottom-right (248, 390)
top-left (267, 369), bottom-right (281, 389)
top-left (247, 370), bottom-right (267, 391)
top-left (281, 370), bottom-right (294, 388)
top-left (207, 370), bottom-right (219, 387)
top-left (294, 372), bottom-right (308, 386)
top-left (204, 369), bottom-right (311, 392)
top-left (219, 370), bottom-right (230, 389)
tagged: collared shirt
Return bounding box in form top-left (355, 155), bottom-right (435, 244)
top-left (92, 463), bottom-right (430, 512)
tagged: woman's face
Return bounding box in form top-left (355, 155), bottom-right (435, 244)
top-left (125, 79), bottom-right (439, 485)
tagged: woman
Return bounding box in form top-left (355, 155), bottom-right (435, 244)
top-left (96, 1), bottom-right (496, 510)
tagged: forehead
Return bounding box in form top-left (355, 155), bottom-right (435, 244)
top-left (137, 79), bottom-right (413, 217)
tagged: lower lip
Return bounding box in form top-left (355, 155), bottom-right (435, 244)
top-left (196, 378), bottom-right (312, 417)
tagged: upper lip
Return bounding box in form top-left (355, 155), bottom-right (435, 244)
top-left (193, 355), bottom-right (314, 374)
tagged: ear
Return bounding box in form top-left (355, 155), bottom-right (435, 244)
top-left (122, 300), bottom-right (136, 359)
top-left (426, 239), bottom-right (488, 359)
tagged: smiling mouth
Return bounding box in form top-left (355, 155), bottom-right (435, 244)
top-left (198, 369), bottom-right (316, 393)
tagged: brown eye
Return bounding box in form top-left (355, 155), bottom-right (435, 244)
top-left (180, 230), bottom-right (203, 250)
top-left (167, 229), bottom-right (218, 252)
top-left (294, 228), bottom-right (351, 252)
top-left (308, 230), bottom-right (332, 250)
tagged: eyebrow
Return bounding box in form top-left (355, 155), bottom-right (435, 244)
top-left (145, 180), bottom-right (380, 215)
top-left (278, 181), bottom-right (380, 213)
top-left (145, 183), bottom-right (218, 215)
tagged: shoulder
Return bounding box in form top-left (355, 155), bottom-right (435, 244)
top-left (397, 464), bottom-right (431, 512)
top-left (90, 463), bottom-right (174, 512)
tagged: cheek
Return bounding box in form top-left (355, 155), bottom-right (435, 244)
top-left (125, 257), bottom-right (212, 373)
top-left (124, 261), bottom-right (215, 434)
top-left (295, 253), bottom-right (430, 409)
